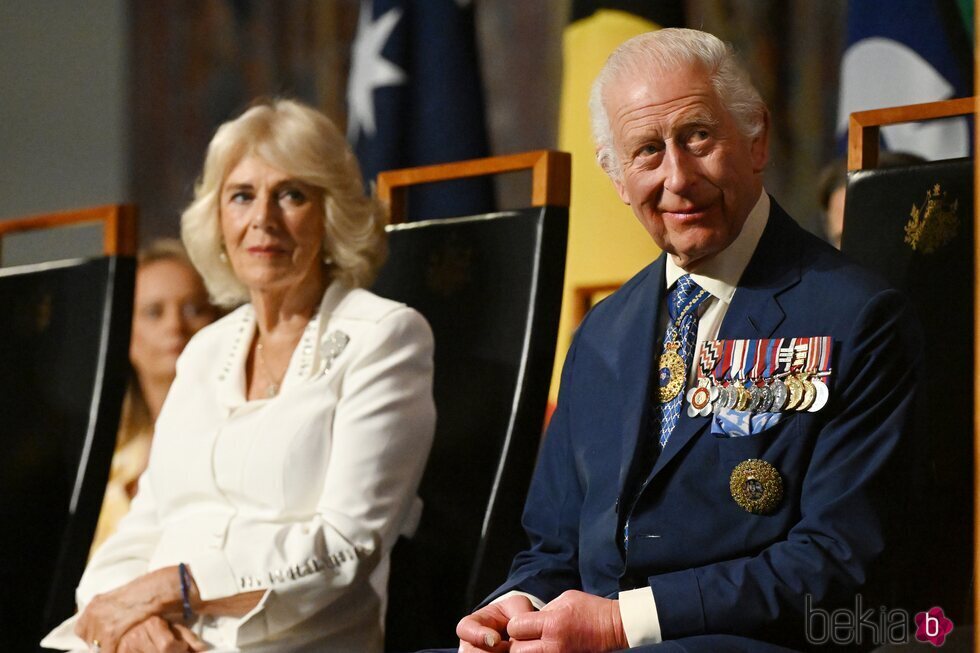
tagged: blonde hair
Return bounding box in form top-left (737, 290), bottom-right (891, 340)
top-left (139, 237), bottom-right (194, 267)
top-left (589, 28), bottom-right (767, 179)
top-left (181, 98), bottom-right (388, 307)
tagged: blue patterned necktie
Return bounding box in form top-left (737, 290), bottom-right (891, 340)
top-left (655, 275), bottom-right (710, 447)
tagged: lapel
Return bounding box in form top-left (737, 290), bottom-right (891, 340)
top-left (718, 201), bottom-right (801, 340)
top-left (616, 256), bottom-right (667, 496)
top-left (644, 200), bottom-right (803, 480)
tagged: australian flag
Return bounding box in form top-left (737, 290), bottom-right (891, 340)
top-left (836, 0), bottom-right (973, 159)
top-left (347, 0), bottom-right (495, 221)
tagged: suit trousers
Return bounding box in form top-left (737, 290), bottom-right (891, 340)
top-left (417, 635), bottom-right (801, 652)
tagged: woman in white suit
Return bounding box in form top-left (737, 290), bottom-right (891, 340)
top-left (42, 99), bottom-right (436, 653)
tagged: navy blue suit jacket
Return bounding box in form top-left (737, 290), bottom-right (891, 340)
top-left (489, 200), bottom-right (921, 648)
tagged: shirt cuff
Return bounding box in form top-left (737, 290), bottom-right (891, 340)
top-left (491, 589), bottom-right (546, 610)
top-left (40, 612), bottom-right (86, 650)
top-left (619, 586), bottom-right (663, 647)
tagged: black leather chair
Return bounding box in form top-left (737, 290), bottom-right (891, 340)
top-left (373, 151), bottom-right (569, 650)
top-left (0, 207), bottom-right (136, 650)
top-left (844, 99), bottom-right (974, 629)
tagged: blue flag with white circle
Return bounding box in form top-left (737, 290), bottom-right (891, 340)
top-left (836, 0), bottom-right (973, 159)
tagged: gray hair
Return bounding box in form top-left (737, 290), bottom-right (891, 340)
top-left (589, 28), bottom-right (767, 179)
top-left (181, 98), bottom-right (387, 307)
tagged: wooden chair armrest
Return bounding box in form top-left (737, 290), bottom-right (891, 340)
top-left (847, 97), bottom-right (975, 171)
top-left (0, 204), bottom-right (138, 256)
top-left (377, 150), bottom-right (571, 223)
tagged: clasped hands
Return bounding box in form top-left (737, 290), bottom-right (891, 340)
top-left (456, 590), bottom-right (628, 653)
top-left (75, 567), bottom-right (206, 653)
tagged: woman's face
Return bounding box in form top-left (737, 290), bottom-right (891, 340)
top-left (130, 258), bottom-right (215, 383)
top-left (219, 155), bottom-right (326, 296)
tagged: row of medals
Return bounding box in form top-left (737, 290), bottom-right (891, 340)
top-left (689, 372), bottom-right (829, 415)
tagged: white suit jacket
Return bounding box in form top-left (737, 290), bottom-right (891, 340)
top-left (43, 282), bottom-right (436, 652)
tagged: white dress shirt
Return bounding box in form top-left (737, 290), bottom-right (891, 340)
top-left (42, 281), bottom-right (436, 653)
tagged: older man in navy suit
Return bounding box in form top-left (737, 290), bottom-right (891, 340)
top-left (453, 28), bottom-right (920, 653)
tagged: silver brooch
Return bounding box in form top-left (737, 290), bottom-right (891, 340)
top-left (323, 330), bottom-right (350, 371)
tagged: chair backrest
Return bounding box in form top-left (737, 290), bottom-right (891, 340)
top-left (0, 205), bottom-right (136, 649)
top-left (844, 98), bottom-right (974, 624)
top-left (373, 151), bottom-right (569, 650)
top-left (0, 257), bottom-right (134, 650)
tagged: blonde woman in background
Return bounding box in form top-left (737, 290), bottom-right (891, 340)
top-left (90, 240), bottom-right (217, 554)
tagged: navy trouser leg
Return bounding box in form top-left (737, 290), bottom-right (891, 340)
top-left (628, 635), bottom-right (800, 652)
top-left (416, 636), bottom-right (800, 653)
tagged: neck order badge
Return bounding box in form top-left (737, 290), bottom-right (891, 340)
top-left (656, 275), bottom-right (710, 447)
top-left (658, 276), bottom-right (709, 403)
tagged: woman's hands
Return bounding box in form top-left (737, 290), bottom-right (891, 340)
top-left (117, 617), bottom-right (207, 653)
top-left (76, 567), bottom-right (183, 653)
top-left (74, 562), bottom-right (264, 651)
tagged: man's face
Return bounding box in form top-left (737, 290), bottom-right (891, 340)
top-left (606, 63), bottom-right (769, 269)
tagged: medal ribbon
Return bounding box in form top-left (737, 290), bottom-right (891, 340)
top-left (744, 338), bottom-right (758, 388)
top-left (776, 337), bottom-right (794, 375)
top-left (815, 336), bottom-right (833, 388)
top-left (792, 339), bottom-right (808, 373)
top-left (733, 339), bottom-right (750, 381)
top-left (698, 340), bottom-right (720, 381)
top-left (710, 336), bottom-right (833, 383)
top-left (713, 339), bottom-right (735, 385)
top-left (806, 337), bottom-right (819, 376)
top-left (751, 338), bottom-right (768, 383)
top-left (765, 337), bottom-right (781, 380)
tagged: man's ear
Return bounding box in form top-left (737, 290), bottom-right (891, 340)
top-left (612, 175), bottom-right (631, 205)
top-left (750, 109), bottom-right (771, 173)
top-left (597, 146), bottom-right (631, 205)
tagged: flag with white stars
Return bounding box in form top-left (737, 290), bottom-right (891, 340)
top-left (347, 0), bottom-right (494, 221)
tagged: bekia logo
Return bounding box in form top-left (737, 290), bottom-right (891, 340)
top-left (915, 607), bottom-right (954, 647)
top-left (805, 595), bottom-right (954, 647)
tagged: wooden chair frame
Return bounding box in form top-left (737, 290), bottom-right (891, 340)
top-left (847, 96), bottom-right (975, 171)
top-left (377, 150), bottom-right (570, 223)
top-left (0, 204), bottom-right (138, 261)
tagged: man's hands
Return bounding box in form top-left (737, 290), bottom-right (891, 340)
top-left (457, 594), bottom-right (537, 651)
top-left (457, 591), bottom-right (629, 653)
top-left (508, 591), bottom-right (629, 653)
